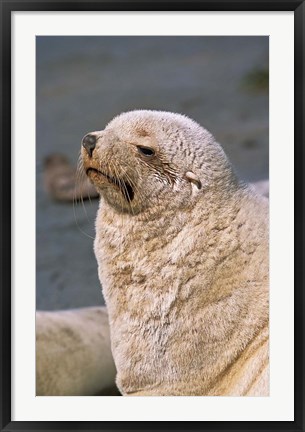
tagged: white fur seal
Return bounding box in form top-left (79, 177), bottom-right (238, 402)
top-left (81, 110), bottom-right (269, 396)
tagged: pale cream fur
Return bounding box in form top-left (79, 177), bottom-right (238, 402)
top-left (82, 110), bottom-right (269, 396)
top-left (36, 306), bottom-right (117, 395)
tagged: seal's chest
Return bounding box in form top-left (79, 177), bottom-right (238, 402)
top-left (98, 219), bottom-right (166, 268)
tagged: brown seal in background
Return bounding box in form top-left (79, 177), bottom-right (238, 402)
top-left (43, 153), bottom-right (98, 202)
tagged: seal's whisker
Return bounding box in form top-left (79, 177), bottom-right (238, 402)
top-left (75, 154), bottom-right (85, 204)
top-left (72, 202), bottom-right (95, 240)
top-left (75, 154), bottom-right (92, 222)
top-left (114, 163), bottom-right (139, 217)
top-left (72, 186), bottom-right (95, 240)
top-left (72, 152), bottom-right (95, 240)
top-left (107, 160), bottom-right (128, 251)
top-left (124, 175), bottom-right (146, 216)
top-left (111, 160), bottom-right (128, 217)
top-left (122, 168), bottom-right (149, 219)
top-left (74, 160), bottom-right (83, 207)
top-left (78, 170), bottom-right (90, 221)
top-left (119, 169), bottom-right (139, 216)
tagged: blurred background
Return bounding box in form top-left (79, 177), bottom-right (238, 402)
top-left (36, 36), bottom-right (268, 311)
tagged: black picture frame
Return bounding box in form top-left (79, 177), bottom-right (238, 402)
top-left (1, 1), bottom-right (304, 431)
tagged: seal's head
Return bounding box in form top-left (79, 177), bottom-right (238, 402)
top-left (81, 110), bottom-right (236, 214)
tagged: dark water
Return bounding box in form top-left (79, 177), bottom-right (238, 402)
top-left (36, 36), bottom-right (268, 311)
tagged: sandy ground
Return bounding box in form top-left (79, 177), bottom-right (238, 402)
top-left (36, 36), bottom-right (268, 310)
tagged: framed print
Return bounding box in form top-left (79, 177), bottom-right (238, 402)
top-left (1, 1), bottom-right (304, 431)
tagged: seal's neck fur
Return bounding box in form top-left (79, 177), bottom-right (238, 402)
top-left (94, 183), bottom-right (268, 396)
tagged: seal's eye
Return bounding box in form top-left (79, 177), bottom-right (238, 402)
top-left (137, 146), bottom-right (155, 157)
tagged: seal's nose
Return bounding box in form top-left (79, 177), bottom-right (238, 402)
top-left (82, 134), bottom-right (96, 157)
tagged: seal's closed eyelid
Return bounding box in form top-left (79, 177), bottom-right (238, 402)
top-left (137, 146), bottom-right (155, 157)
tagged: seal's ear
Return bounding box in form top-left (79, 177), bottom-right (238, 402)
top-left (185, 171), bottom-right (202, 190)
